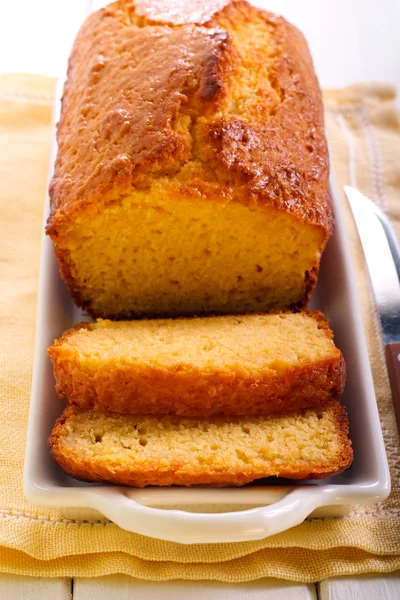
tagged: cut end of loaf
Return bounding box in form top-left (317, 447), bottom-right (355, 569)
top-left (49, 401), bottom-right (353, 487)
top-left (52, 195), bottom-right (326, 319)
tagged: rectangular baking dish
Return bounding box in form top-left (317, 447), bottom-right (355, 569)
top-left (23, 81), bottom-right (390, 544)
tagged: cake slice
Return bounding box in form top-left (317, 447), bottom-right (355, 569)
top-left (49, 401), bottom-right (353, 487)
top-left (48, 311), bottom-right (345, 417)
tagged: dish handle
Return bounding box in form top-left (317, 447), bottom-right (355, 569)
top-left (85, 485), bottom-right (339, 543)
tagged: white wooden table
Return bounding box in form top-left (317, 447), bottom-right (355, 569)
top-left (1, 0), bottom-right (399, 597)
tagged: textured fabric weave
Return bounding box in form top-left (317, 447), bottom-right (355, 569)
top-left (0, 73), bottom-right (399, 580)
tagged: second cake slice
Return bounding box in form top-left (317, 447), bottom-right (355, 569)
top-left (49, 311), bottom-right (345, 417)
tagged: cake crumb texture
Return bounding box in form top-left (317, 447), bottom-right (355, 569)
top-left (49, 400), bottom-right (353, 487)
top-left (49, 311), bottom-right (345, 416)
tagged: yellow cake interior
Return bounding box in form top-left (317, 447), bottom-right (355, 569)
top-left (63, 312), bottom-right (336, 373)
top-left (54, 404), bottom-right (347, 475)
top-left (61, 188), bottom-right (325, 318)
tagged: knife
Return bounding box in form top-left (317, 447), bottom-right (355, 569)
top-left (345, 185), bottom-right (400, 433)
top-left (359, 190), bottom-right (400, 280)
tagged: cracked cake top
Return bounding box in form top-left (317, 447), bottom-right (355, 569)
top-left (48, 0), bottom-right (331, 235)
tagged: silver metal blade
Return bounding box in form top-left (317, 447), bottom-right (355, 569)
top-left (344, 186), bottom-right (400, 344)
top-left (367, 197), bottom-right (400, 280)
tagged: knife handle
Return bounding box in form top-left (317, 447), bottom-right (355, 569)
top-left (385, 342), bottom-right (400, 435)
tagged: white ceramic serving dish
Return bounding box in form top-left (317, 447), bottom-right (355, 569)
top-left (24, 82), bottom-right (390, 544)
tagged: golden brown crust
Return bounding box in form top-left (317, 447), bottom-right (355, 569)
top-left (47, 0), bottom-right (331, 236)
top-left (48, 311), bottom-right (346, 417)
top-left (49, 402), bottom-right (353, 487)
top-left (49, 350), bottom-right (345, 417)
top-left (47, 3), bottom-right (232, 230)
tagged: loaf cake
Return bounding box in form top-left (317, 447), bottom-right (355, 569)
top-left (49, 401), bottom-right (353, 487)
top-left (48, 311), bottom-right (345, 416)
top-left (47, 0), bottom-right (332, 319)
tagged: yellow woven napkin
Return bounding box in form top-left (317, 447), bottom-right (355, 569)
top-left (1, 73), bottom-right (400, 581)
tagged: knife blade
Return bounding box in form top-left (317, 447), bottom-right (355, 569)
top-left (345, 185), bottom-right (400, 433)
top-left (360, 190), bottom-right (400, 280)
